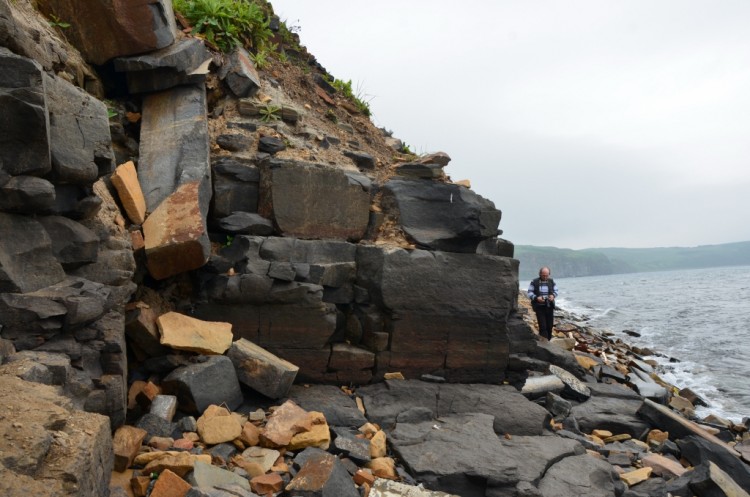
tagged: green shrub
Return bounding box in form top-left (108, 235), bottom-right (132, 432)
top-left (328, 77), bottom-right (372, 117)
top-left (173, 0), bottom-right (272, 52)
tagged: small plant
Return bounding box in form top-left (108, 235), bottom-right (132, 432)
top-left (276, 50), bottom-right (289, 64)
top-left (48, 14), bottom-right (70, 29)
top-left (173, 0), bottom-right (272, 52)
top-left (249, 49), bottom-right (270, 69)
top-left (324, 109), bottom-right (338, 123)
top-left (327, 77), bottom-right (372, 117)
top-left (259, 103), bottom-right (281, 122)
top-left (221, 235), bottom-right (234, 248)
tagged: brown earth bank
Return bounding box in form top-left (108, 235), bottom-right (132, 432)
top-left (1, 1), bottom-right (750, 496)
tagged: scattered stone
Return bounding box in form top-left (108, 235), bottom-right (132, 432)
top-left (258, 136), bottom-right (286, 154)
top-left (157, 312), bottom-right (233, 355)
top-left (162, 355), bottom-right (244, 415)
top-left (196, 405), bottom-right (242, 445)
top-left (240, 446), bottom-right (281, 473)
top-left (218, 46), bottom-right (261, 98)
top-left (227, 338), bottom-right (298, 398)
top-left (343, 150), bottom-right (376, 170)
top-left (150, 469), bottom-right (192, 497)
top-left (0, 175), bottom-right (56, 213)
top-left (150, 395), bottom-right (178, 422)
top-left (250, 472), bottom-right (284, 495)
top-left (111, 161), bottom-right (146, 225)
top-left (260, 400), bottom-right (313, 448)
top-left (216, 133), bottom-right (252, 152)
top-left (112, 425), bottom-right (147, 472)
top-left (286, 451), bottom-right (360, 497)
top-left (620, 466), bottom-right (653, 486)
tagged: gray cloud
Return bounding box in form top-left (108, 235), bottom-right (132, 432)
top-left (271, 0), bottom-right (750, 248)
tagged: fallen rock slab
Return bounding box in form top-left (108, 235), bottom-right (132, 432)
top-left (157, 312), bottom-right (232, 355)
top-left (162, 355), bottom-right (243, 415)
top-left (227, 338), bottom-right (298, 398)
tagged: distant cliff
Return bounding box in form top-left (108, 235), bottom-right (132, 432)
top-left (516, 240), bottom-right (750, 279)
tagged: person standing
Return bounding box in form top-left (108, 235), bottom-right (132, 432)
top-left (527, 266), bottom-right (558, 340)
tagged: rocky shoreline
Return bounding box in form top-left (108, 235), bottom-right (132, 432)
top-left (83, 296), bottom-right (750, 496)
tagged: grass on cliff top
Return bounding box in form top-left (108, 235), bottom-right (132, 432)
top-left (173, 0), bottom-right (272, 52)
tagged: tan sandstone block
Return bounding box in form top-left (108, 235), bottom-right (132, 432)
top-left (143, 180), bottom-right (209, 280)
top-left (641, 453), bottom-right (687, 478)
top-left (112, 161), bottom-right (147, 224)
top-left (620, 467), bottom-right (653, 486)
top-left (287, 412), bottom-right (330, 451)
top-left (150, 469), bottom-right (192, 497)
top-left (370, 430), bottom-right (387, 458)
top-left (260, 400), bottom-right (313, 448)
top-left (157, 312), bottom-right (232, 355)
top-left (113, 425), bottom-right (148, 472)
top-left (366, 457), bottom-right (398, 479)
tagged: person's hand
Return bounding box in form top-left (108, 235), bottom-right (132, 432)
top-left (548, 295), bottom-right (554, 301)
top-left (536, 297), bottom-right (543, 303)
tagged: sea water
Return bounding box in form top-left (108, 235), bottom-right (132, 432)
top-left (553, 265), bottom-right (750, 423)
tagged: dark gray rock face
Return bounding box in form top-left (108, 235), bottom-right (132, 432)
top-left (359, 380), bottom-right (550, 435)
top-left (537, 453), bottom-right (620, 497)
top-left (218, 46), bottom-right (261, 98)
top-left (569, 396), bottom-right (648, 437)
top-left (38, 215), bottom-right (99, 268)
top-left (259, 159), bottom-right (370, 242)
top-left (677, 435), bottom-right (750, 491)
top-left (286, 451), bottom-right (360, 497)
top-left (0, 213), bottom-right (65, 293)
top-left (0, 48), bottom-right (50, 177)
top-left (0, 176), bottom-right (56, 213)
top-left (162, 355), bottom-right (244, 415)
top-left (286, 384), bottom-right (368, 428)
top-left (139, 84), bottom-right (210, 213)
top-left (44, 73), bottom-right (114, 184)
top-left (218, 212), bottom-right (274, 235)
top-left (387, 412), bottom-right (582, 497)
top-left (382, 178), bottom-right (501, 253)
top-left (114, 38), bottom-right (210, 94)
top-left (211, 156), bottom-right (260, 220)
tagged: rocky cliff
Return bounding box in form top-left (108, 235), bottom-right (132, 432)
top-left (4, 3), bottom-right (749, 497)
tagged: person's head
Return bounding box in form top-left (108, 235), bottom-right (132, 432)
top-left (539, 267), bottom-right (550, 280)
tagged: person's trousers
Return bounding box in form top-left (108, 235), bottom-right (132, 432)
top-left (534, 306), bottom-right (555, 340)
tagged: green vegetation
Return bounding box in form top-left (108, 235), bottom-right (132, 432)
top-left (259, 103), bottom-right (281, 122)
top-left (514, 241), bottom-right (750, 279)
top-left (173, 0), bottom-right (271, 52)
top-left (327, 77), bottom-right (372, 117)
top-left (47, 14), bottom-right (70, 29)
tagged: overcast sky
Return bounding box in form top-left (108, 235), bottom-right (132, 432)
top-left (270, 1), bottom-right (750, 249)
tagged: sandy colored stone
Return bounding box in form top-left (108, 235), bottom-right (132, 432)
top-left (288, 411), bottom-right (331, 450)
top-left (641, 453), bottom-right (687, 478)
top-left (383, 372), bottom-right (404, 380)
top-left (575, 354), bottom-right (599, 370)
top-left (260, 400), bottom-right (313, 448)
top-left (370, 430), bottom-right (387, 458)
top-left (603, 434), bottom-right (631, 443)
top-left (647, 429), bottom-right (669, 445)
top-left (111, 161), bottom-right (147, 224)
top-left (241, 446), bottom-right (281, 473)
top-left (240, 421), bottom-right (261, 446)
top-left (157, 312), bottom-right (232, 355)
top-left (149, 468), bottom-right (192, 497)
top-left (591, 429), bottom-right (613, 439)
top-left (354, 469), bottom-right (376, 487)
top-left (131, 475), bottom-right (151, 497)
top-left (148, 436), bottom-right (174, 450)
top-left (619, 467), bottom-right (653, 486)
top-left (113, 425), bottom-right (148, 472)
top-left (142, 451), bottom-right (211, 477)
top-left (196, 405), bottom-right (242, 445)
top-left (232, 456), bottom-right (266, 478)
top-left (366, 457), bottom-right (398, 479)
top-left (109, 468), bottom-right (135, 497)
top-left (143, 180), bottom-right (210, 280)
top-left (173, 438), bottom-right (194, 450)
top-left (250, 473), bottom-right (284, 495)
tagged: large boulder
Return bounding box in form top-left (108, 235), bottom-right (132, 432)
top-left (217, 46), bottom-right (261, 98)
top-left (35, 0), bottom-right (176, 65)
top-left (114, 37), bottom-right (210, 94)
top-left (162, 355), bottom-right (243, 415)
top-left (259, 159), bottom-right (370, 241)
top-left (138, 84), bottom-right (211, 213)
top-left (0, 48), bottom-right (50, 177)
top-left (142, 180), bottom-right (210, 280)
top-left (0, 176), bottom-right (56, 213)
top-left (382, 178), bottom-right (501, 252)
top-left (537, 453), bottom-right (621, 497)
top-left (569, 395), bottom-right (648, 437)
top-left (44, 73), bottom-right (114, 184)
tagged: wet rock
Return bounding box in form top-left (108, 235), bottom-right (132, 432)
top-left (0, 48), bottom-right (50, 177)
top-left (162, 355), bottom-right (243, 415)
top-left (227, 338), bottom-right (298, 399)
top-left (36, 0), bottom-right (176, 65)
